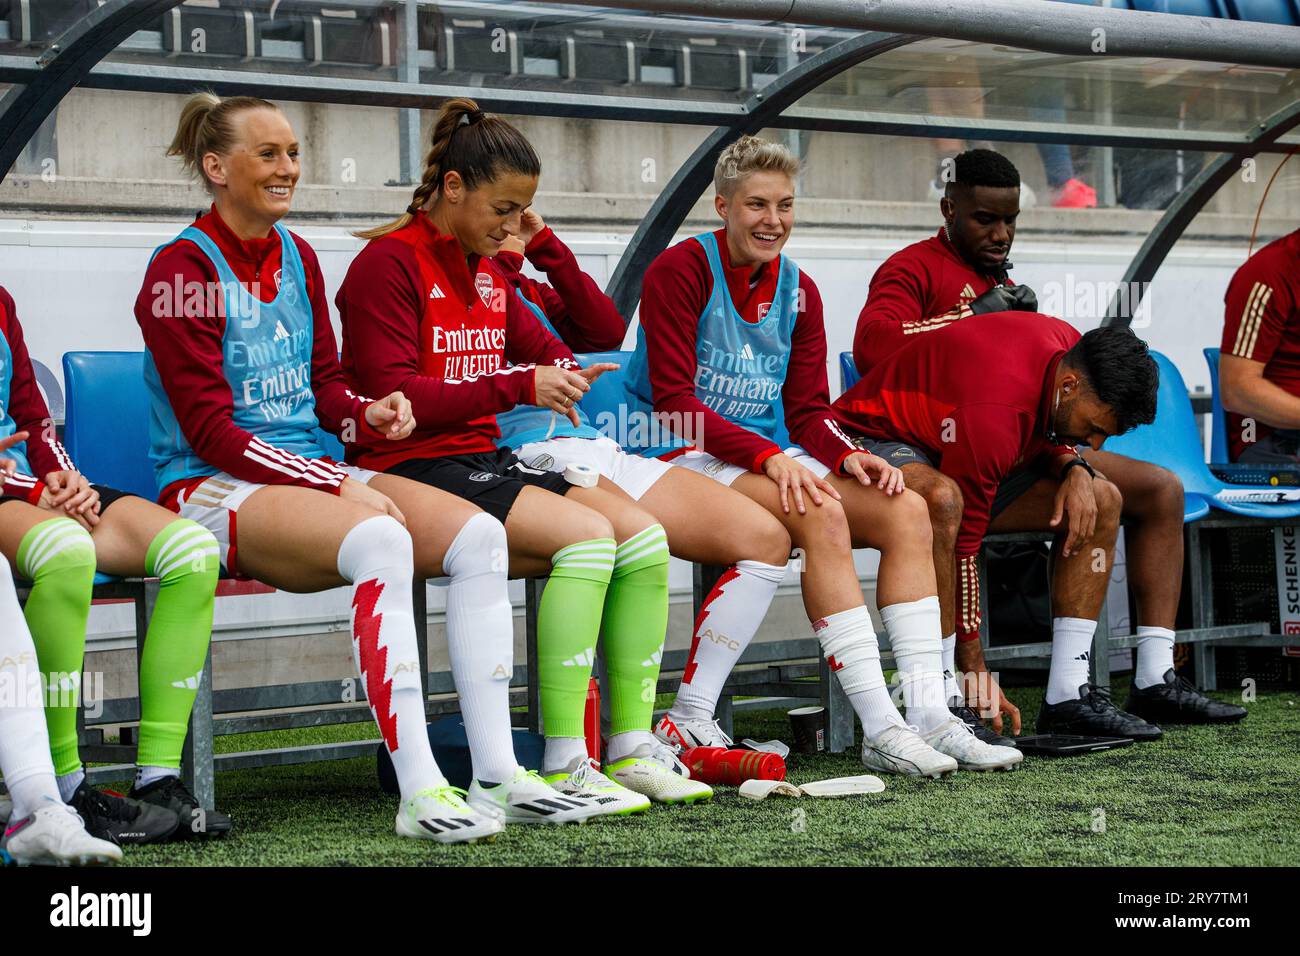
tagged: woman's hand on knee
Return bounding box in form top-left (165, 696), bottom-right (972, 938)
top-left (339, 477), bottom-right (406, 526)
top-left (762, 453), bottom-right (841, 515)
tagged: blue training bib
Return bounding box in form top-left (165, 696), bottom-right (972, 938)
top-left (0, 330), bottom-right (33, 476)
top-left (143, 223), bottom-right (327, 492)
top-left (624, 231), bottom-right (798, 458)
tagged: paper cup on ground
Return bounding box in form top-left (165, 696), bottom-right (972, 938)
top-left (788, 705), bottom-right (826, 754)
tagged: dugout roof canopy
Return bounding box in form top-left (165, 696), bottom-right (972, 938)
top-left (1, 0), bottom-right (1298, 321)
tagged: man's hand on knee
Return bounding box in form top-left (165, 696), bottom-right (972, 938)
top-left (1050, 467), bottom-right (1098, 557)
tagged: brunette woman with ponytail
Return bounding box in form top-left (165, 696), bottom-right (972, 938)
top-left (134, 93), bottom-right (600, 845)
top-left (338, 98), bottom-right (711, 812)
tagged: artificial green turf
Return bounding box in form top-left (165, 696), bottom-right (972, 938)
top-left (114, 677), bottom-right (1300, 867)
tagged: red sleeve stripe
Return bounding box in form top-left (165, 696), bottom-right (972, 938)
top-left (2, 472), bottom-right (38, 489)
top-left (245, 437), bottom-right (345, 485)
top-left (343, 388), bottom-right (373, 403)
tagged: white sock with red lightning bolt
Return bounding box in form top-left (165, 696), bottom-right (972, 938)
top-left (669, 560), bottom-right (786, 722)
top-left (338, 516), bottom-right (443, 800)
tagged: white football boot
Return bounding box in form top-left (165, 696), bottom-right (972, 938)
top-left (467, 766), bottom-right (608, 825)
top-left (2, 803), bottom-right (122, 866)
top-left (544, 756), bottom-right (651, 816)
top-left (922, 714), bottom-right (1023, 771)
top-left (861, 723), bottom-right (959, 779)
top-left (606, 741), bottom-right (712, 805)
top-left (395, 785), bottom-right (503, 844)
top-left (654, 713), bottom-right (734, 751)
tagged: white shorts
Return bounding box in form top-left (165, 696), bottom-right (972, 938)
top-left (514, 436), bottom-right (673, 501)
top-left (666, 446), bottom-right (830, 487)
top-left (171, 466), bottom-right (378, 574)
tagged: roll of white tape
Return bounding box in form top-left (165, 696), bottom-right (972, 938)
top-left (564, 463), bottom-right (599, 488)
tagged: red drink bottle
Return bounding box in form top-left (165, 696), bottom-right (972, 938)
top-left (679, 746), bottom-right (786, 785)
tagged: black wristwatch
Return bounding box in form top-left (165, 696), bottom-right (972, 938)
top-left (1060, 456), bottom-right (1096, 481)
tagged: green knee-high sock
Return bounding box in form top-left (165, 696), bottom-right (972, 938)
top-left (538, 537), bottom-right (615, 739)
top-left (16, 517), bottom-right (97, 777)
top-left (602, 525), bottom-right (670, 735)
top-left (136, 519), bottom-right (220, 770)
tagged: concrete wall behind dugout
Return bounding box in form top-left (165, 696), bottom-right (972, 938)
top-left (12, 89), bottom-right (1297, 218)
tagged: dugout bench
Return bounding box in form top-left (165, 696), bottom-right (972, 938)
top-left (33, 344), bottom-right (1295, 813)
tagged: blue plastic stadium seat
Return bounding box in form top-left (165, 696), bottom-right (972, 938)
top-left (59, 352), bottom-right (159, 587)
top-left (574, 350), bottom-right (631, 428)
top-left (1203, 347), bottom-right (1231, 464)
top-left (839, 351), bottom-right (860, 394)
top-left (1104, 351), bottom-right (1300, 519)
top-left (1132, 0), bottom-right (1231, 16)
top-left (63, 352), bottom-right (158, 501)
top-left (1225, 0), bottom-right (1300, 24)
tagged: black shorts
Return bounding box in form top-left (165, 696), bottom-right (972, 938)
top-left (0, 481), bottom-right (133, 513)
top-left (852, 436), bottom-right (1048, 520)
top-left (386, 448), bottom-right (573, 523)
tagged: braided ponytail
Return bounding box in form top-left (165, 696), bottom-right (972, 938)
top-left (356, 97), bottom-right (539, 241)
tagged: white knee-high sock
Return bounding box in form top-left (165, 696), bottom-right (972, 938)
top-left (0, 557), bottom-right (62, 822)
top-left (671, 560), bottom-right (785, 721)
top-left (442, 512), bottom-right (519, 785)
top-left (1134, 625), bottom-right (1176, 689)
top-left (1046, 616), bottom-right (1098, 705)
top-left (337, 516), bottom-right (443, 800)
top-left (815, 606), bottom-right (905, 739)
top-left (941, 633), bottom-right (961, 706)
top-left (881, 597), bottom-right (950, 734)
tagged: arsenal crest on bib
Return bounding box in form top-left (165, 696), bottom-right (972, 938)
top-left (475, 272), bottom-right (495, 308)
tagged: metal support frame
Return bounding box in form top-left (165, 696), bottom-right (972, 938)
top-left (1, 55), bottom-right (1290, 156)
top-left (1106, 99), bottom-right (1300, 327)
top-left (524, 577), bottom-right (544, 733)
top-left (0, 0), bottom-right (187, 188)
top-left (607, 30), bottom-right (916, 318)
top-left (396, 0), bottom-right (421, 185)
top-left (567, 0), bottom-right (1300, 69)
top-left (1187, 524), bottom-right (1218, 691)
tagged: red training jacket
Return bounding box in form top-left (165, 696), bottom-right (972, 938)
top-left (0, 287), bottom-right (73, 503)
top-left (854, 228), bottom-right (1015, 375)
top-left (337, 211), bottom-right (576, 470)
top-left (834, 312), bottom-right (1081, 640)
top-left (493, 226), bottom-right (626, 351)
top-left (1220, 229), bottom-right (1300, 460)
